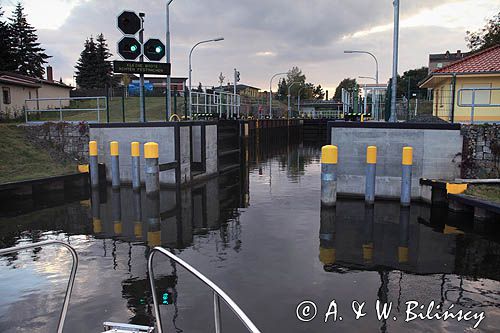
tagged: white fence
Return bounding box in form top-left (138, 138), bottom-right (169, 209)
top-left (189, 91), bottom-right (240, 118)
top-left (25, 96), bottom-right (107, 123)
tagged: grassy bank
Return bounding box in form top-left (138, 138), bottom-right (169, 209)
top-left (0, 124), bottom-right (76, 184)
top-left (465, 184), bottom-right (500, 204)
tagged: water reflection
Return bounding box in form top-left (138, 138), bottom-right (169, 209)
top-left (0, 133), bottom-right (499, 332)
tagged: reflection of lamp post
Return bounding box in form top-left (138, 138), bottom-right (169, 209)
top-left (188, 37), bottom-right (224, 117)
top-left (269, 72), bottom-right (287, 118)
top-left (344, 50), bottom-right (379, 84)
top-left (287, 81), bottom-right (300, 117)
top-left (166, 0), bottom-right (175, 120)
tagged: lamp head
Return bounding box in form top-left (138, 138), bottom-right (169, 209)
top-left (213, 37), bottom-right (224, 42)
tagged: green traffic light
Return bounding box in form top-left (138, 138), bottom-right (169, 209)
top-left (130, 44), bottom-right (138, 52)
top-left (155, 46), bottom-right (163, 54)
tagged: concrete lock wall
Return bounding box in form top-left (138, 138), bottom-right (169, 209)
top-left (89, 122), bottom-right (218, 186)
top-left (329, 123), bottom-right (463, 200)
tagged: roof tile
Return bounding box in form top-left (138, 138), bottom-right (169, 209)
top-left (433, 44), bottom-right (500, 74)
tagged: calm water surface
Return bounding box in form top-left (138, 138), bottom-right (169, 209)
top-left (1, 139), bottom-right (499, 332)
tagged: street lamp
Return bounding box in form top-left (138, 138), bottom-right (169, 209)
top-left (166, 0), bottom-right (174, 120)
top-left (297, 86), bottom-right (312, 117)
top-left (288, 81), bottom-right (300, 117)
top-left (269, 72), bottom-right (287, 118)
top-left (344, 50), bottom-right (379, 84)
top-left (188, 37), bottom-right (224, 117)
top-left (359, 76), bottom-right (376, 82)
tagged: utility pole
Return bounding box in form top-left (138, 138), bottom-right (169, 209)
top-left (389, 0), bottom-right (400, 122)
top-left (139, 13), bottom-right (146, 122)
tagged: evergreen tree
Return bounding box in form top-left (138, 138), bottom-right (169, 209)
top-left (333, 78), bottom-right (357, 100)
top-left (75, 37), bottom-right (99, 89)
top-left (9, 3), bottom-right (50, 78)
top-left (95, 33), bottom-right (113, 88)
top-left (312, 84), bottom-right (325, 100)
top-left (0, 6), bottom-right (15, 71)
top-left (277, 78), bottom-right (287, 101)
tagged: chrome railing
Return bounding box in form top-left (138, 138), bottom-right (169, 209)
top-left (148, 247), bottom-right (261, 333)
top-left (0, 240), bottom-right (78, 333)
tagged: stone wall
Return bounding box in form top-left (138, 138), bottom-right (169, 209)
top-left (22, 122), bottom-right (90, 164)
top-left (461, 124), bottom-right (500, 178)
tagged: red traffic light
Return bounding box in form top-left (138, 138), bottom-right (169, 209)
top-left (117, 11), bottom-right (141, 35)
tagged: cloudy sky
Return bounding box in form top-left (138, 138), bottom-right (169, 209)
top-left (1, 0), bottom-right (499, 92)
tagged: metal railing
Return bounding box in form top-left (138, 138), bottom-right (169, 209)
top-left (25, 96), bottom-right (107, 123)
top-left (457, 87), bottom-right (500, 124)
top-left (190, 91), bottom-right (240, 118)
top-left (148, 247), bottom-right (261, 333)
top-left (0, 240), bottom-right (78, 333)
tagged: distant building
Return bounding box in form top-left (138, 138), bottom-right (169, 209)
top-left (221, 84), bottom-right (261, 98)
top-left (420, 44), bottom-right (500, 123)
top-left (0, 67), bottom-right (73, 119)
top-left (428, 49), bottom-right (471, 73)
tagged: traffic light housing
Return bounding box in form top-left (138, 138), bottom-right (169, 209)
top-left (236, 71), bottom-right (241, 82)
top-left (144, 39), bottom-right (166, 62)
top-left (117, 11), bottom-right (141, 35)
top-left (118, 36), bottom-right (141, 60)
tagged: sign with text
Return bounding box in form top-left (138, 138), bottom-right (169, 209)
top-left (113, 60), bottom-right (171, 75)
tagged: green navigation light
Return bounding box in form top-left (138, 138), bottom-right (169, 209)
top-left (130, 44), bottom-right (138, 52)
top-left (155, 46), bottom-right (163, 54)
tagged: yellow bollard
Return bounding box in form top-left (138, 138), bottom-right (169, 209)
top-left (144, 142), bottom-right (159, 195)
top-left (89, 141), bottom-right (99, 187)
top-left (131, 142), bottom-right (141, 191)
top-left (401, 147), bottom-right (413, 206)
top-left (110, 141), bottom-right (120, 188)
top-left (365, 146), bottom-right (377, 204)
top-left (321, 145), bottom-right (338, 206)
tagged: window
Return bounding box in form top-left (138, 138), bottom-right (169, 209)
top-left (460, 83), bottom-right (491, 105)
top-left (437, 63), bottom-right (443, 68)
top-left (2, 87), bottom-right (11, 105)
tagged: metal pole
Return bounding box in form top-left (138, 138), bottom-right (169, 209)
top-left (89, 141), bottom-right (99, 188)
top-left (131, 142), bottom-right (141, 191)
top-left (214, 292), bottom-right (222, 333)
top-left (166, 0), bottom-right (174, 120)
top-left (470, 90), bottom-right (476, 124)
top-left (234, 68), bottom-right (237, 119)
top-left (365, 146), bottom-right (377, 205)
top-left (389, 0), bottom-right (400, 122)
top-left (401, 147), bottom-right (413, 207)
top-left (321, 145), bottom-right (338, 206)
top-left (139, 14), bottom-right (146, 123)
top-left (189, 38), bottom-right (224, 119)
top-left (110, 141), bottom-right (121, 189)
top-left (269, 72), bottom-right (287, 118)
top-left (145, 142), bottom-right (160, 196)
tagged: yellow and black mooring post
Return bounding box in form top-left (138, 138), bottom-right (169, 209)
top-left (401, 147), bottom-right (413, 207)
top-left (89, 141), bottom-right (99, 188)
top-left (110, 141), bottom-right (120, 189)
top-left (365, 146), bottom-right (377, 205)
top-left (131, 142), bottom-right (141, 191)
top-left (144, 142), bottom-right (160, 196)
top-left (321, 145), bottom-right (338, 206)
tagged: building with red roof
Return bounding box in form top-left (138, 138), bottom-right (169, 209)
top-left (420, 44), bottom-right (500, 123)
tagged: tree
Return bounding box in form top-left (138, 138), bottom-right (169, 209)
top-left (312, 84), bottom-right (325, 100)
top-left (75, 37), bottom-right (99, 89)
top-left (9, 2), bottom-right (50, 78)
top-left (466, 11), bottom-right (500, 52)
top-left (397, 67), bottom-right (429, 99)
top-left (95, 33), bottom-right (113, 88)
top-left (333, 78), bottom-right (357, 100)
top-left (0, 6), bottom-right (15, 71)
top-left (277, 78), bottom-right (287, 101)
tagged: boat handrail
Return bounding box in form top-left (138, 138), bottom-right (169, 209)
top-left (0, 240), bottom-right (78, 333)
top-left (148, 247), bottom-right (261, 333)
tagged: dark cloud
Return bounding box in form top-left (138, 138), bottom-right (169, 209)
top-left (35, 0), bottom-right (484, 90)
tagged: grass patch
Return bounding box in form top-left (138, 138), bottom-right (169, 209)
top-left (0, 124), bottom-right (76, 184)
top-left (465, 184), bottom-right (500, 204)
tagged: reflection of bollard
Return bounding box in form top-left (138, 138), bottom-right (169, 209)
top-left (321, 145), bottom-right (338, 206)
top-left (362, 205), bottom-right (374, 263)
top-left (401, 147), bottom-right (413, 207)
top-left (133, 190), bottom-right (142, 239)
top-left (319, 207), bottom-right (336, 270)
top-left (398, 207), bottom-right (410, 263)
top-left (365, 146), bottom-right (377, 205)
top-left (89, 141), bottom-right (99, 188)
top-left (112, 188), bottom-right (122, 236)
top-left (144, 142), bottom-right (160, 196)
top-left (131, 142), bottom-right (141, 191)
top-left (91, 188), bottom-right (101, 234)
top-left (146, 193), bottom-right (161, 247)
top-left (110, 141), bottom-right (120, 189)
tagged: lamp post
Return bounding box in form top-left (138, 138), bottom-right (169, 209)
top-left (297, 86), bottom-right (312, 117)
top-left (344, 50), bottom-right (379, 84)
top-left (269, 72), bottom-right (287, 118)
top-left (390, 0), bottom-right (400, 122)
top-left (166, 0), bottom-right (174, 120)
top-left (188, 37), bottom-right (224, 118)
top-left (287, 81), bottom-right (300, 118)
